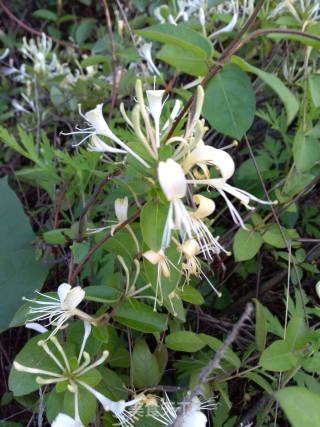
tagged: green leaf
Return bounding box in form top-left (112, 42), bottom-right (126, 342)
top-left (71, 241), bottom-right (90, 263)
top-left (0, 178), bottom-right (48, 332)
top-left (9, 333), bottom-right (57, 396)
top-left (293, 132), bottom-right (320, 173)
top-left (165, 331), bottom-right (206, 352)
top-left (262, 224), bottom-right (299, 248)
top-left (302, 352), bottom-right (320, 373)
top-left (253, 299), bottom-right (267, 352)
top-left (80, 54), bottom-right (109, 68)
top-left (232, 56), bottom-right (299, 125)
top-left (233, 228), bottom-right (263, 261)
top-left (136, 24), bottom-right (212, 59)
top-left (114, 299), bottom-right (167, 333)
top-left (285, 317), bottom-right (308, 350)
top-left (84, 285), bottom-right (121, 304)
top-left (203, 63), bottom-right (256, 139)
top-left (178, 285), bottom-right (204, 305)
top-left (260, 340), bottom-right (299, 372)
top-left (132, 340), bottom-right (161, 388)
top-left (268, 32), bottom-right (320, 49)
top-left (277, 387), bottom-right (320, 427)
top-left (140, 201), bottom-right (168, 251)
top-left (75, 18), bottom-right (96, 44)
top-left (32, 9), bottom-right (57, 21)
top-left (309, 74), bottom-right (320, 107)
top-left (157, 44), bottom-right (209, 76)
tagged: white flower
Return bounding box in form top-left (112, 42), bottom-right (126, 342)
top-left (138, 42), bottom-right (160, 76)
top-left (210, 0), bottom-right (239, 39)
top-left (158, 159), bottom-right (187, 201)
top-left (179, 239), bottom-right (222, 297)
top-left (146, 89), bottom-right (166, 148)
top-left (20, 33), bottom-right (62, 75)
top-left (23, 283), bottom-right (90, 337)
top-left (157, 159), bottom-right (224, 259)
top-left (14, 322), bottom-right (141, 426)
top-left (52, 413), bottom-right (84, 427)
top-left (151, 394), bottom-right (215, 426)
top-left (184, 143), bottom-right (275, 228)
top-left (143, 249), bottom-right (172, 309)
top-left (183, 143), bottom-right (235, 180)
top-left (63, 104), bottom-right (150, 168)
top-left (115, 197), bottom-right (129, 223)
top-left (76, 380), bottom-right (142, 427)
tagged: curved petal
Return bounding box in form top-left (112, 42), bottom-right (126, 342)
top-left (191, 194), bottom-right (215, 219)
top-left (57, 283), bottom-right (72, 303)
top-left (62, 287), bottom-right (85, 311)
top-left (183, 143), bottom-right (235, 180)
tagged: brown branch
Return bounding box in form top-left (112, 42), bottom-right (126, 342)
top-left (77, 169), bottom-right (121, 241)
top-left (171, 303), bottom-right (254, 427)
top-left (69, 209), bottom-right (140, 284)
top-left (53, 176), bottom-right (74, 229)
top-left (101, 0), bottom-right (118, 120)
top-left (0, 0), bottom-right (77, 48)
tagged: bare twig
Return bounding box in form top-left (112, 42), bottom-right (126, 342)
top-left (0, 0), bottom-right (76, 48)
top-left (171, 303), bottom-right (254, 427)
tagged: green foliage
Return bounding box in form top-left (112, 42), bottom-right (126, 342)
top-left (203, 63), bottom-right (256, 139)
top-left (1, 1), bottom-right (320, 426)
top-left (0, 178), bottom-right (48, 332)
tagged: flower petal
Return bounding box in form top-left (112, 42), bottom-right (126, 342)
top-left (57, 283), bottom-right (72, 303)
top-left (62, 286), bottom-right (85, 311)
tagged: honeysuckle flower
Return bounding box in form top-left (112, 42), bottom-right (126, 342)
top-left (179, 239), bottom-right (222, 297)
top-left (14, 322), bottom-right (141, 426)
top-left (20, 33), bottom-right (61, 75)
top-left (115, 196), bottom-right (129, 223)
top-left (64, 104), bottom-right (150, 168)
top-left (52, 413), bottom-right (84, 427)
top-left (151, 394), bottom-right (215, 426)
top-left (268, 0), bottom-right (320, 28)
top-left (76, 380), bottom-right (142, 427)
top-left (143, 249), bottom-right (172, 308)
top-left (157, 159), bottom-right (224, 259)
top-left (146, 89), bottom-right (166, 148)
top-left (138, 42), bottom-right (161, 76)
top-left (210, 0), bottom-right (239, 38)
top-left (183, 142), bottom-right (235, 180)
top-left (183, 142), bottom-right (274, 228)
top-left (23, 283), bottom-right (94, 337)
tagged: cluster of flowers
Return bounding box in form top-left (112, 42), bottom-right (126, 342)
top-left (154, 0), bottom-right (255, 38)
top-left (16, 286), bottom-right (216, 426)
top-left (64, 79), bottom-right (272, 302)
top-left (16, 77), bottom-right (272, 425)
